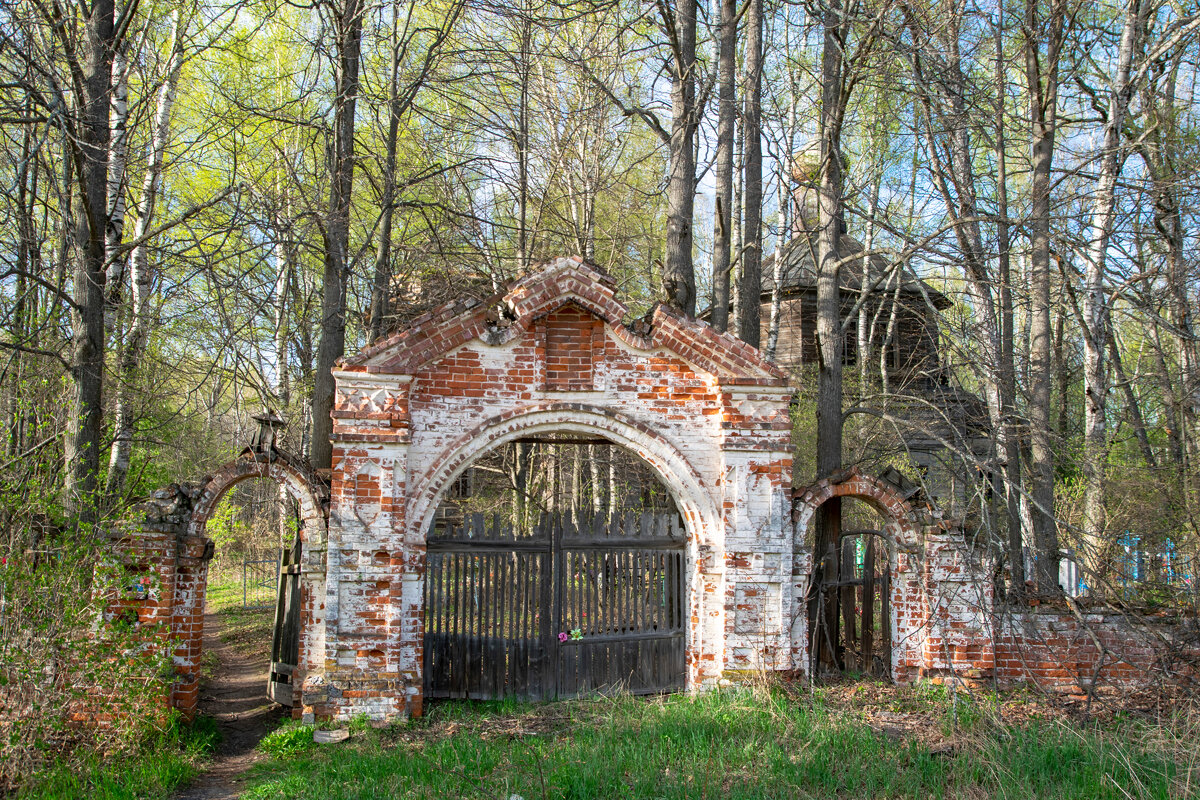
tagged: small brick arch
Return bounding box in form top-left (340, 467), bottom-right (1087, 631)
top-left (174, 451), bottom-right (329, 714)
top-left (792, 467), bottom-right (924, 680)
top-left (792, 467), bottom-right (920, 549)
top-left (189, 451), bottom-right (329, 541)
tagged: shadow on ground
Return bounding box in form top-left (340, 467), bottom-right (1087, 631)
top-left (174, 612), bottom-right (287, 800)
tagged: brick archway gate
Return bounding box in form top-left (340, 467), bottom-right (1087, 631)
top-left (793, 467), bottom-right (992, 684)
top-left (793, 469), bottom-right (921, 680)
top-left (413, 406), bottom-right (716, 699)
top-left (177, 446), bottom-right (329, 714)
top-left (321, 258), bottom-right (795, 721)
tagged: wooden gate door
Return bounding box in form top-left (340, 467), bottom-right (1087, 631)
top-left (267, 535), bottom-right (302, 705)
top-left (424, 511), bottom-right (686, 700)
top-left (812, 531), bottom-right (890, 677)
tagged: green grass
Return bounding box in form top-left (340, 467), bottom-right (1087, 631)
top-left (238, 688), bottom-right (1191, 800)
top-left (205, 571), bottom-right (261, 614)
top-left (205, 572), bottom-right (275, 661)
top-left (21, 714), bottom-right (220, 800)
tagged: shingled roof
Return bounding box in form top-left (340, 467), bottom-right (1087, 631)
top-left (761, 231), bottom-right (952, 310)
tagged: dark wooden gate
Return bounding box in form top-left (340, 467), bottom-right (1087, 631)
top-left (267, 534), bottom-right (302, 705)
top-left (424, 511), bottom-right (687, 700)
top-left (812, 530), bottom-right (891, 677)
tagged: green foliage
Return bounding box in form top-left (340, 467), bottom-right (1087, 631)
top-left (257, 721), bottom-right (319, 760)
top-left (0, 461), bottom-right (194, 794)
top-left (205, 502), bottom-right (245, 551)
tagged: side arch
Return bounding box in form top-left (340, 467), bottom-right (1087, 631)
top-left (189, 450), bottom-right (329, 543)
top-left (792, 467), bottom-right (919, 548)
top-left (175, 450), bottom-right (329, 714)
top-left (792, 467), bottom-right (923, 681)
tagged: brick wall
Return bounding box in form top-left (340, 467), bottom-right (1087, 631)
top-left (325, 258), bottom-right (796, 719)
top-left (96, 483), bottom-right (210, 720)
top-left (98, 258), bottom-right (1198, 725)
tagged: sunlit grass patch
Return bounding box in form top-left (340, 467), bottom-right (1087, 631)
top-left (21, 713), bottom-right (219, 800)
top-left (238, 688), bottom-right (1190, 800)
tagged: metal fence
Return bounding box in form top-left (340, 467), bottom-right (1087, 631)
top-left (1055, 538), bottom-right (1198, 603)
top-left (241, 556), bottom-right (280, 609)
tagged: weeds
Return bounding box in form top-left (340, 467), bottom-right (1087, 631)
top-left (19, 712), bottom-right (220, 800)
top-left (238, 686), bottom-right (1195, 800)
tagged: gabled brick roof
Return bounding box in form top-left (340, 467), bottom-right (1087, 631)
top-left (338, 256), bottom-right (787, 385)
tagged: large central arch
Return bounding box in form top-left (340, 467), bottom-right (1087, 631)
top-left (409, 404), bottom-right (723, 699)
top-left (173, 448), bottom-right (328, 715)
top-left (408, 404), bottom-right (721, 546)
top-left (320, 258), bottom-right (795, 721)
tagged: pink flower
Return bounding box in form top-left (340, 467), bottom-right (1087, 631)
top-left (558, 632), bottom-right (569, 643)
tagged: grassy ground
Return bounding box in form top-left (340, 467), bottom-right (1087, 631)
top-left (19, 714), bottom-right (219, 800)
top-left (206, 572), bottom-right (275, 663)
top-left (240, 683), bottom-right (1198, 800)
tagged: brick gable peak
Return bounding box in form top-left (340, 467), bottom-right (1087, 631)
top-left (338, 256), bottom-right (786, 384)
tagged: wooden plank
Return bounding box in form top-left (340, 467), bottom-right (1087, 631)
top-left (486, 553), bottom-right (498, 697)
top-left (591, 551), bottom-right (600, 636)
top-left (452, 556), bottom-right (464, 698)
top-left (670, 552), bottom-right (682, 629)
top-left (503, 553), bottom-right (514, 695)
top-left (470, 555), bottom-right (482, 697)
top-left (861, 537), bottom-right (876, 673)
top-left (881, 571), bottom-right (892, 679)
top-left (841, 537), bottom-right (856, 669)
top-left (539, 521), bottom-right (554, 699)
top-left (511, 555), bottom-right (522, 697)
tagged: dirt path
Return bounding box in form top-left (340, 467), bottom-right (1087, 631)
top-left (175, 612), bottom-right (286, 800)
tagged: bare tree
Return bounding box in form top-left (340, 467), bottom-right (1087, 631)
top-left (311, 0), bottom-right (365, 472)
top-left (1022, 0), bottom-right (1067, 594)
top-left (710, 0), bottom-right (737, 332)
top-left (737, 0), bottom-right (763, 346)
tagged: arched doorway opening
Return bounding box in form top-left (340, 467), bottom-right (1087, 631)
top-left (423, 433), bottom-right (687, 700)
top-left (805, 497), bottom-right (892, 678)
top-left (795, 469), bottom-right (920, 681)
top-left (186, 437), bottom-right (327, 711)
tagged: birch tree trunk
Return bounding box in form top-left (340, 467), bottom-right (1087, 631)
top-left (105, 10), bottom-right (186, 498)
top-left (1079, 0), bottom-right (1144, 581)
top-left (104, 38), bottom-right (132, 298)
top-left (856, 176), bottom-right (878, 392)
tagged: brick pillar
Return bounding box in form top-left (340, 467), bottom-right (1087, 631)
top-left (170, 532), bottom-right (214, 716)
top-left (98, 483), bottom-right (213, 719)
